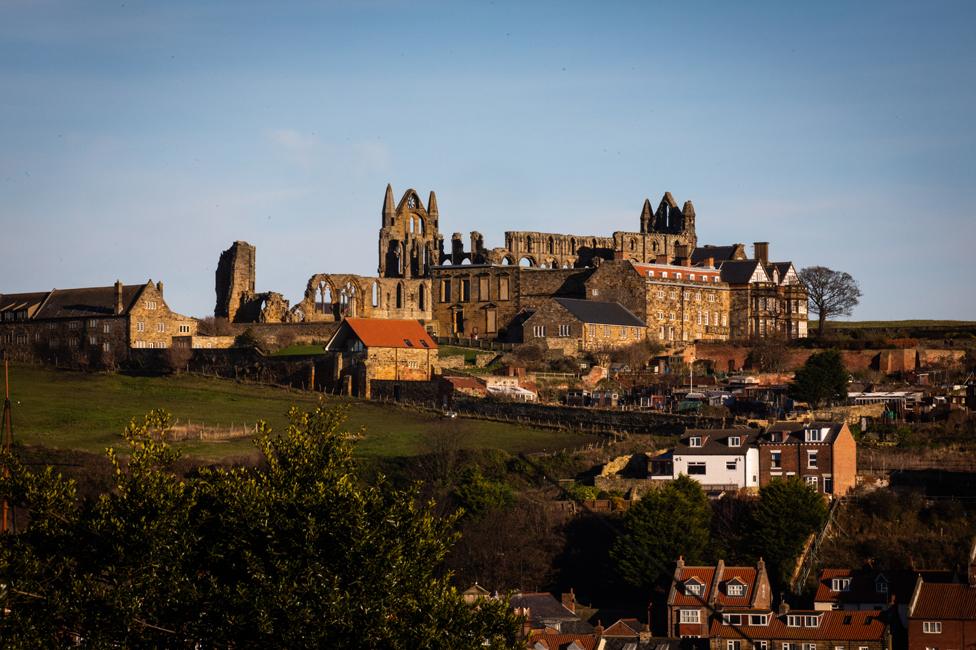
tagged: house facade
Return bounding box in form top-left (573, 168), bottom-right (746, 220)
top-left (757, 422), bottom-right (857, 497)
top-left (907, 562), bottom-right (976, 650)
top-left (667, 558), bottom-right (773, 638)
top-left (670, 429), bottom-right (761, 492)
top-left (707, 608), bottom-right (891, 650)
top-left (520, 298), bottom-right (647, 354)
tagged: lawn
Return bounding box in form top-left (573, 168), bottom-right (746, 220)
top-left (5, 365), bottom-right (595, 461)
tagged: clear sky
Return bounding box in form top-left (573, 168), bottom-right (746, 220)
top-left (2, 0), bottom-right (974, 320)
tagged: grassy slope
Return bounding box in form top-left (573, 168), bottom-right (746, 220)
top-left (6, 365), bottom-right (591, 461)
top-left (815, 319), bottom-right (976, 330)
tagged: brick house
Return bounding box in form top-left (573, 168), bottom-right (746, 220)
top-left (324, 317), bottom-right (437, 398)
top-left (670, 429), bottom-right (762, 492)
top-left (907, 552), bottom-right (976, 650)
top-left (814, 569), bottom-right (955, 613)
top-left (520, 297), bottom-right (647, 354)
top-left (756, 422), bottom-right (857, 497)
top-left (708, 607), bottom-right (891, 650)
top-left (667, 558), bottom-right (773, 638)
top-left (0, 280), bottom-right (197, 364)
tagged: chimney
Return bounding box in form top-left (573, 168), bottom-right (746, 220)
top-left (156, 280), bottom-right (164, 297)
top-left (778, 597), bottom-right (790, 616)
top-left (561, 589), bottom-right (576, 614)
top-left (675, 244), bottom-right (691, 266)
top-left (594, 620), bottom-right (604, 638)
top-left (705, 257), bottom-right (715, 269)
top-left (655, 254), bottom-right (669, 265)
top-left (754, 242), bottom-right (769, 266)
top-left (114, 280), bottom-right (124, 315)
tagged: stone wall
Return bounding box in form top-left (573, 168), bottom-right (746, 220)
top-left (214, 241), bottom-right (256, 322)
top-left (128, 282), bottom-right (197, 349)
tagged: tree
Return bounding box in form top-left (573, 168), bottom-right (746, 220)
top-left (0, 407), bottom-right (520, 648)
top-left (750, 477), bottom-right (828, 585)
top-left (798, 266), bottom-right (862, 337)
top-left (788, 349), bottom-right (849, 407)
top-left (609, 475), bottom-right (711, 593)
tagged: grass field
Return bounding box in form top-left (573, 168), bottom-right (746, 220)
top-left (5, 364), bottom-right (594, 461)
top-left (815, 319), bottom-right (976, 330)
top-left (269, 344), bottom-right (327, 356)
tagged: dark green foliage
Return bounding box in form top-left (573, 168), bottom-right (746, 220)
top-left (788, 349), bottom-right (849, 407)
top-left (609, 475), bottom-right (711, 592)
top-left (453, 467), bottom-right (516, 518)
top-left (0, 407), bottom-right (520, 648)
top-left (750, 477), bottom-right (829, 584)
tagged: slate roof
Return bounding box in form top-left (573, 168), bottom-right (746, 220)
top-left (677, 429), bottom-right (760, 456)
top-left (1, 284), bottom-right (147, 320)
top-left (759, 421), bottom-right (844, 445)
top-left (766, 262), bottom-right (795, 282)
top-left (815, 568), bottom-right (954, 607)
top-left (911, 582), bottom-right (976, 620)
top-left (709, 610), bottom-right (889, 641)
top-left (527, 633), bottom-right (596, 650)
top-left (717, 259), bottom-right (768, 285)
top-left (602, 618), bottom-right (641, 637)
top-left (691, 245), bottom-right (743, 264)
top-left (510, 592), bottom-right (580, 623)
top-left (601, 639), bottom-right (683, 650)
top-left (338, 318), bottom-right (437, 350)
top-left (553, 298), bottom-right (646, 327)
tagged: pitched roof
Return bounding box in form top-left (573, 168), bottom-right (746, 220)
top-left (528, 633), bottom-right (596, 650)
top-left (553, 298), bottom-right (646, 327)
top-left (677, 429), bottom-right (760, 456)
top-left (603, 618), bottom-right (641, 637)
top-left (815, 568), bottom-right (954, 606)
top-left (0, 291), bottom-right (50, 315)
top-left (760, 421), bottom-right (845, 445)
top-left (339, 318), bottom-right (437, 350)
top-left (717, 259), bottom-right (769, 285)
top-left (911, 582), bottom-right (976, 620)
top-left (33, 284), bottom-right (146, 319)
top-left (709, 610), bottom-right (889, 641)
top-left (510, 592), bottom-right (579, 622)
top-left (691, 245), bottom-right (744, 264)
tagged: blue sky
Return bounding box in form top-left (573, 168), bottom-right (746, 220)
top-left (2, 1), bottom-right (974, 319)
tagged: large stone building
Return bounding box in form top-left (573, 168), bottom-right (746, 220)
top-left (216, 184), bottom-right (808, 350)
top-left (0, 280), bottom-right (197, 363)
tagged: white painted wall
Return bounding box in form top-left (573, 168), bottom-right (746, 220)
top-left (672, 447), bottom-right (758, 489)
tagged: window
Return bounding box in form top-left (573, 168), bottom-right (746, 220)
top-left (179, 324), bottom-right (191, 334)
top-left (808, 450), bottom-right (819, 468)
top-left (88, 319), bottom-right (97, 328)
top-left (675, 273), bottom-right (682, 280)
top-left (802, 644), bottom-right (816, 650)
top-left (923, 622), bottom-right (942, 634)
top-left (832, 578), bottom-right (852, 592)
top-left (156, 322), bottom-right (165, 333)
top-left (679, 609), bottom-right (701, 624)
top-left (532, 325), bottom-right (546, 338)
top-left (805, 428), bottom-right (824, 442)
top-left (876, 577), bottom-right (888, 594)
top-left (726, 460), bottom-right (737, 471)
top-left (685, 581), bottom-right (703, 596)
top-left (690, 274), bottom-right (695, 281)
top-left (728, 436), bottom-right (741, 447)
top-left (688, 462), bottom-right (706, 475)
top-left (708, 293), bottom-right (715, 302)
top-left (137, 321), bottom-right (145, 333)
top-left (103, 323), bottom-right (110, 334)
top-left (145, 300), bottom-right (157, 310)
top-left (478, 276), bottom-right (489, 301)
top-left (657, 290), bottom-right (665, 299)
top-left (757, 642), bottom-right (768, 650)
top-left (750, 615), bottom-right (769, 626)
top-left (102, 342), bottom-right (110, 352)
top-left (68, 321), bottom-right (79, 330)
top-left (658, 311), bottom-right (664, 321)
top-left (440, 279), bottom-right (451, 302)
top-left (558, 324), bottom-right (571, 337)
top-left (726, 583), bottom-right (745, 597)
top-left (88, 336), bottom-right (97, 345)
top-left (689, 436), bottom-right (702, 447)
top-left (704, 311), bottom-right (710, 326)
top-left (460, 279), bottom-right (471, 302)
top-left (498, 276), bottom-right (510, 301)
top-left (727, 641), bottom-right (741, 650)
top-left (804, 615), bottom-right (820, 627)
top-left (669, 312), bottom-right (675, 321)
top-left (771, 450), bottom-right (782, 469)
top-left (669, 290), bottom-right (677, 299)
top-left (486, 309), bottom-right (497, 333)
top-left (824, 476), bottom-right (833, 494)
top-left (723, 613), bottom-right (743, 625)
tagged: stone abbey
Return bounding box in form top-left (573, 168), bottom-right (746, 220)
top-left (214, 184), bottom-right (808, 348)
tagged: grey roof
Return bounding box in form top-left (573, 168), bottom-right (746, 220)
top-left (554, 298), bottom-right (646, 327)
top-left (509, 593), bottom-right (578, 621)
top-left (760, 421), bottom-right (844, 444)
top-left (9, 284), bottom-right (148, 320)
top-left (677, 429), bottom-right (759, 455)
top-left (692, 245), bottom-right (743, 264)
top-left (0, 291), bottom-right (49, 314)
top-left (717, 259), bottom-right (766, 285)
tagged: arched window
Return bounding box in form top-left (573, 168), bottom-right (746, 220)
top-left (548, 237), bottom-right (555, 254)
top-left (570, 238), bottom-right (577, 253)
top-left (396, 283), bottom-right (403, 309)
top-left (371, 282), bottom-right (380, 308)
top-left (526, 235), bottom-right (533, 252)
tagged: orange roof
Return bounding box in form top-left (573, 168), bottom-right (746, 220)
top-left (710, 610), bottom-right (888, 642)
top-left (342, 318), bottom-right (437, 350)
top-left (671, 567), bottom-right (716, 606)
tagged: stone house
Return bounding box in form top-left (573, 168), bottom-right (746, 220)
top-left (906, 554), bottom-right (976, 650)
top-left (667, 557), bottom-right (773, 638)
top-left (711, 243), bottom-right (808, 340)
top-left (669, 429), bottom-right (762, 492)
top-left (323, 317), bottom-right (437, 398)
top-left (519, 298), bottom-right (647, 354)
top-left (585, 256), bottom-right (731, 345)
top-left (0, 280), bottom-right (196, 364)
top-left (707, 607), bottom-right (891, 650)
top-left (756, 422), bottom-right (857, 497)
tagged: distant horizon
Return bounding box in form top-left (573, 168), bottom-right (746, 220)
top-left (2, 1), bottom-right (974, 320)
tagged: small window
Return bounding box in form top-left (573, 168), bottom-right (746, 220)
top-left (88, 319), bottom-right (97, 328)
top-left (726, 583), bottom-right (744, 597)
top-left (751, 615), bottom-right (769, 626)
top-left (689, 436), bottom-right (702, 448)
top-left (88, 336), bottom-right (97, 345)
top-left (876, 577), bottom-right (888, 594)
top-left (726, 460), bottom-right (737, 471)
top-left (922, 622), bottom-right (941, 634)
top-left (728, 436), bottom-right (741, 447)
top-left (771, 450), bottom-right (782, 469)
top-left (757, 642), bottom-right (768, 650)
top-left (727, 641), bottom-right (741, 650)
top-left (532, 325), bottom-right (546, 338)
top-left (102, 342), bottom-right (110, 352)
top-left (103, 323), bottom-right (110, 334)
top-left (688, 462), bottom-right (706, 475)
top-left (832, 578), bottom-right (852, 592)
top-left (157, 322), bottom-right (165, 333)
top-left (804, 616), bottom-right (820, 627)
top-left (685, 581), bottom-right (703, 596)
top-left (137, 321), bottom-right (145, 333)
top-left (403, 338), bottom-right (414, 347)
top-left (419, 340), bottom-right (430, 349)
top-left (559, 324), bottom-right (571, 337)
top-left (679, 609), bottom-right (700, 624)
top-left (787, 615), bottom-right (801, 628)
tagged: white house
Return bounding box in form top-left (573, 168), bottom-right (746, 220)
top-left (670, 429), bottom-right (761, 491)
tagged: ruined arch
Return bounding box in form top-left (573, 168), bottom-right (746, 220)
top-left (502, 255), bottom-right (514, 265)
top-left (547, 236), bottom-right (555, 254)
top-left (519, 256), bottom-right (536, 268)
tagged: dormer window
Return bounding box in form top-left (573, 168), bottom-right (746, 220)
top-left (685, 579), bottom-right (704, 596)
top-left (728, 436), bottom-right (741, 447)
top-left (831, 578), bottom-right (852, 592)
top-left (787, 615), bottom-right (801, 628)
top-left (726, 580), bottom-right (745, 597)
top-left (804, 615), bottom-right (821, 627)
top-left (804, 428), bottom-right (822, 442)
top-left (875, 576), bottom-right (888, 594)
top-left (749, 614), bottom-right (769, 626)
top-left (689, 436), bottom-right (702, 448)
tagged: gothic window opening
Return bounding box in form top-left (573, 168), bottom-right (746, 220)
top-left (396, 283), bottom-right (403, 309)
top-left (419, 284), bottom-right (427, 311)
top-left (371, 282), bottom-right (380, 308)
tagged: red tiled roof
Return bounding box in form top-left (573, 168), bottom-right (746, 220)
top-left (718, 568), bottom-right (759, 607)
top-left (342, 318), bottom-right (437, 350)
top-left (528, 632), bottom-right (596, 650)
top-left (710, 610), bottom-right (888, 642)
top-left (815, 568), bottom-right (954, 606)
top-left (602, 618), bottom-right (641, 637)
top-left (911, 583), bottom-right (976, 620)
top-left (671, 567), bottom-right (716, 606)
top-left (672, 565), bottom-right (761, 607)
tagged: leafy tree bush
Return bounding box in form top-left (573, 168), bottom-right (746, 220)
top-left (609, 475), bottom-right (711, 593)
top-left (0, 407), bottom-right (519, 648)
top-left (749, 477), bottom-right (828, 584)
top-left (452, 467), bottom-right (516, 519)
top-left (788, 349), bottom-right (849, 407)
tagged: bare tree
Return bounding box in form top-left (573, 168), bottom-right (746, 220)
top-left (799, 266), bottom-right (862, 337)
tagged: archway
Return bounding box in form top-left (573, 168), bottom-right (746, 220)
top-left (519, 256), bottom-right (535, 267)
